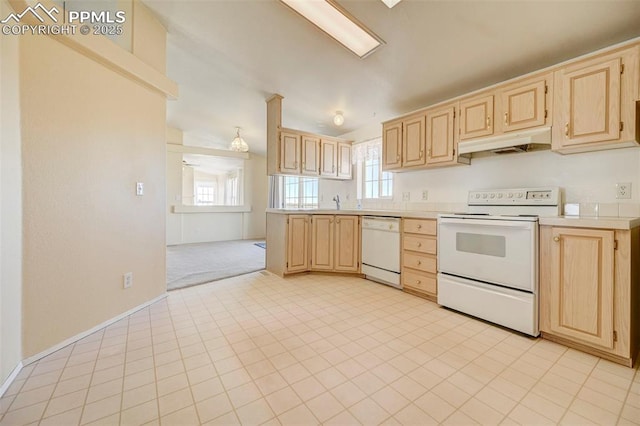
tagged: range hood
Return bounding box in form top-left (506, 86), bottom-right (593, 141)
top-left (458, 126), bottom-right (552, 155)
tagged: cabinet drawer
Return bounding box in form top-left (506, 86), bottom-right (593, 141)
top-left (402, 270), bottom-right (437, 295)
top-left (403, 219), bottom-right (437, 235)
top-left (403, 235), bottom-right (436, 254)
top-left (402, 252), bottom-right (436, 273)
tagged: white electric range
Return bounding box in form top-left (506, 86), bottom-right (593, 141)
top-left (437, 187), bottom-right (562, 336)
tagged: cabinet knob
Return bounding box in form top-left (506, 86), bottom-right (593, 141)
top-left (564, 123), bottom-right (570, 137)
top-left (504, 112), bottom-right (508, 126)
top-left (553, 236), bottom-right (560, 242)
top-left (417, 242), bottom-right (422, 247)
top-left (427, 149), bottom-right (431, 156)
top-left (416, 280), bottom-right (421, 284)
top-left (420, 150), bottom-right (424, 158)
top-left (336, 218), bottom-right (341, 224)
top-left (417, 224), bottom-right (422, 229)
top-left (417, 260), bottom-right (422, 265)
top-left (486, 116), bottom-right (491, 128)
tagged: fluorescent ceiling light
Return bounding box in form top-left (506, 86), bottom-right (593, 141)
top-left (280, 0), bottom-right (384, 58)
top-left (381, 0), bottom-right (402, 8)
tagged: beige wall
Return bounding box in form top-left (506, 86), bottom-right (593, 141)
top-left (20, 33), bottom-right (167, 357)
top-left (0, 0), bottom-right (23, 384)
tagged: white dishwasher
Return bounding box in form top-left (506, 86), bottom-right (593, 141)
top-left (361, 216), bottom-right (401, 289)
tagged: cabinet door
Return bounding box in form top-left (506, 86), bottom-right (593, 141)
top-left (334, 216), bottom-right (359, 272)
top-left (402, 114), bottom-right (426, 167)
top-left (311, 216), bottom-right (334, 271)
top-left (280, 132), bottom-right (301, 173)
top-left (320, 140), bottom-right (338, 177)
top-left (301, 135), bottom-right (320, 176)
top-left (426, 105), bottom-right (456, 165)
top-left (382, 121), bottom-right (402, 170)
top-left (459, 94), bottom-right (494, 140)
top-left (286, 215), bottom-right (309, 273)
top-left (500, 77), bottom-right (548, 133)
top-left (337, 142), bottom-right (352, 179)
top-left (555, 57), bottom-right (621, 147)
top-left (549, 227), bottom-right (615, 349)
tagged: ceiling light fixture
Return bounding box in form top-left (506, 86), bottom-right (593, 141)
top-left (280, 0), bottom-right (384, 58)
top-left (381, 0), bottom-right (402, 8)
top-left (333, 111), bottom-right (345, 126)
top-left (230, 127), bottom-right (249, 152)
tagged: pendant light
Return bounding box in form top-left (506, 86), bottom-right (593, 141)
top-left (230, 127), bottom-right (249, 152)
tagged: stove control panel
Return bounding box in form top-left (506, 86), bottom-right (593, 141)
top-left (468, 187), bottom-right (561, 206)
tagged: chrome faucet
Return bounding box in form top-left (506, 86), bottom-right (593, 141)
top-left (333, 194), bottom-right (341, 210)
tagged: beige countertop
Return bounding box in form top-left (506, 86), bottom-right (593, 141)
top-left (266, 208), bottom-right (442, 219)
top-left (538, 216), bottom-right (640, 230)
top-left (267, 209), bottom-right (640, 229)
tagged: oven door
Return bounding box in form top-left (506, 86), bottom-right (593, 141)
top-left (438, 217), bottom-right (537, 292)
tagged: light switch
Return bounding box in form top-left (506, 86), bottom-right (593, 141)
top-left (136, 182), bottom-right (144, 196)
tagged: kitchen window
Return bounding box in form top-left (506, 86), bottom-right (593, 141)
top-left (354, 139), bottom-right (393, 200)
top-left (282, 176), bottom-right (319, 209)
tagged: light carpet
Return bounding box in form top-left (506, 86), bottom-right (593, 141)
top-left (166, 239), bottom-right (265, 291)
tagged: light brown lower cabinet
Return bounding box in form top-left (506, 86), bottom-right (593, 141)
top-left (401, 218), bottom-right (438, 301)
top-left (311, 215), bottom-right (360, 272)
top-left (539, 225), bottom-right (640, 367)
top-left (266, 213), bottom-right (360, 276)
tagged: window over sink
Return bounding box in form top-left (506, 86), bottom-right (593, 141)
top-left (354, 138), bottom-right (393, 200)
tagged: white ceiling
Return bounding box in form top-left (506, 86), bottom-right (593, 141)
top-left (145, 0), bottom-right (640, 155)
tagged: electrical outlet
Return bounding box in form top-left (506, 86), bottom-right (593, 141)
top-left (422, 190), bottom-right (429, 201)
top-left (616, 182), bottom-right (632, 199)
top-left (136, 182), bottom-right (144, 196)
top-left (123, 272), bottom-right (133, 289)
top-left (402, 192), bottom-right (410, 201)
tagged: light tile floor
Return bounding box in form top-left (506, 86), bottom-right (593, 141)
top-left (1, 272), bottom-right (639, 425)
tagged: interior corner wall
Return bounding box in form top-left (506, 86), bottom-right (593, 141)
top-left (243, 154), bottom-right (267, 240)
top-left (0, 0), bottom-right (23, 384)
top-left (20, 33), bottom-right (167, 358)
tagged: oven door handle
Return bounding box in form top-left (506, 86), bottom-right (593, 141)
top-left (438, 217), bottom-right (535, 229)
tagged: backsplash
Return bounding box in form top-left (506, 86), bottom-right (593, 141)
top-left (320, 140), bottom-right (640, 217)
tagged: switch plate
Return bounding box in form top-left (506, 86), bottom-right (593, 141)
top-left (123, 272), bottom-right (133, 289)
top-left (616, 182), bottom-right (632, 199)
top-left (402, 192), bottom-right (410, 201)
top-left (136, 182), bottom-right (144, 196)
top-left (422, 190), bottom-right (429, 201)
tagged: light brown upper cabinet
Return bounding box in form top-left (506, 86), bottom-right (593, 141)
top-left (552, 46), bottom-right (639, 153)
top-left (498, 74), bottom-right (550, 133)
top-left (402, 113), bottom-right (426, 167)
top-left (426, 103), bottom-right (457, 165)
top-left (459, 94), bottom-right (494, 140)
top-left (301, 135), bottom-right (320, 176)
top-left (280, 131), bottom-right (301, 174)
top-left (320, 139), bottom-right (338, 177)
top-left (382, 120), bottom-right (403, 171)
top-left (266, 95), bottom-right (353, 179)
top-left (337, 142), bottom-right (352, 179)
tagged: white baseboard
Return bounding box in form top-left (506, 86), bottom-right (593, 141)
top-left (21, 292), bottom-right (168, 368)
top-left (0, 361), bottom-right (23, 398)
